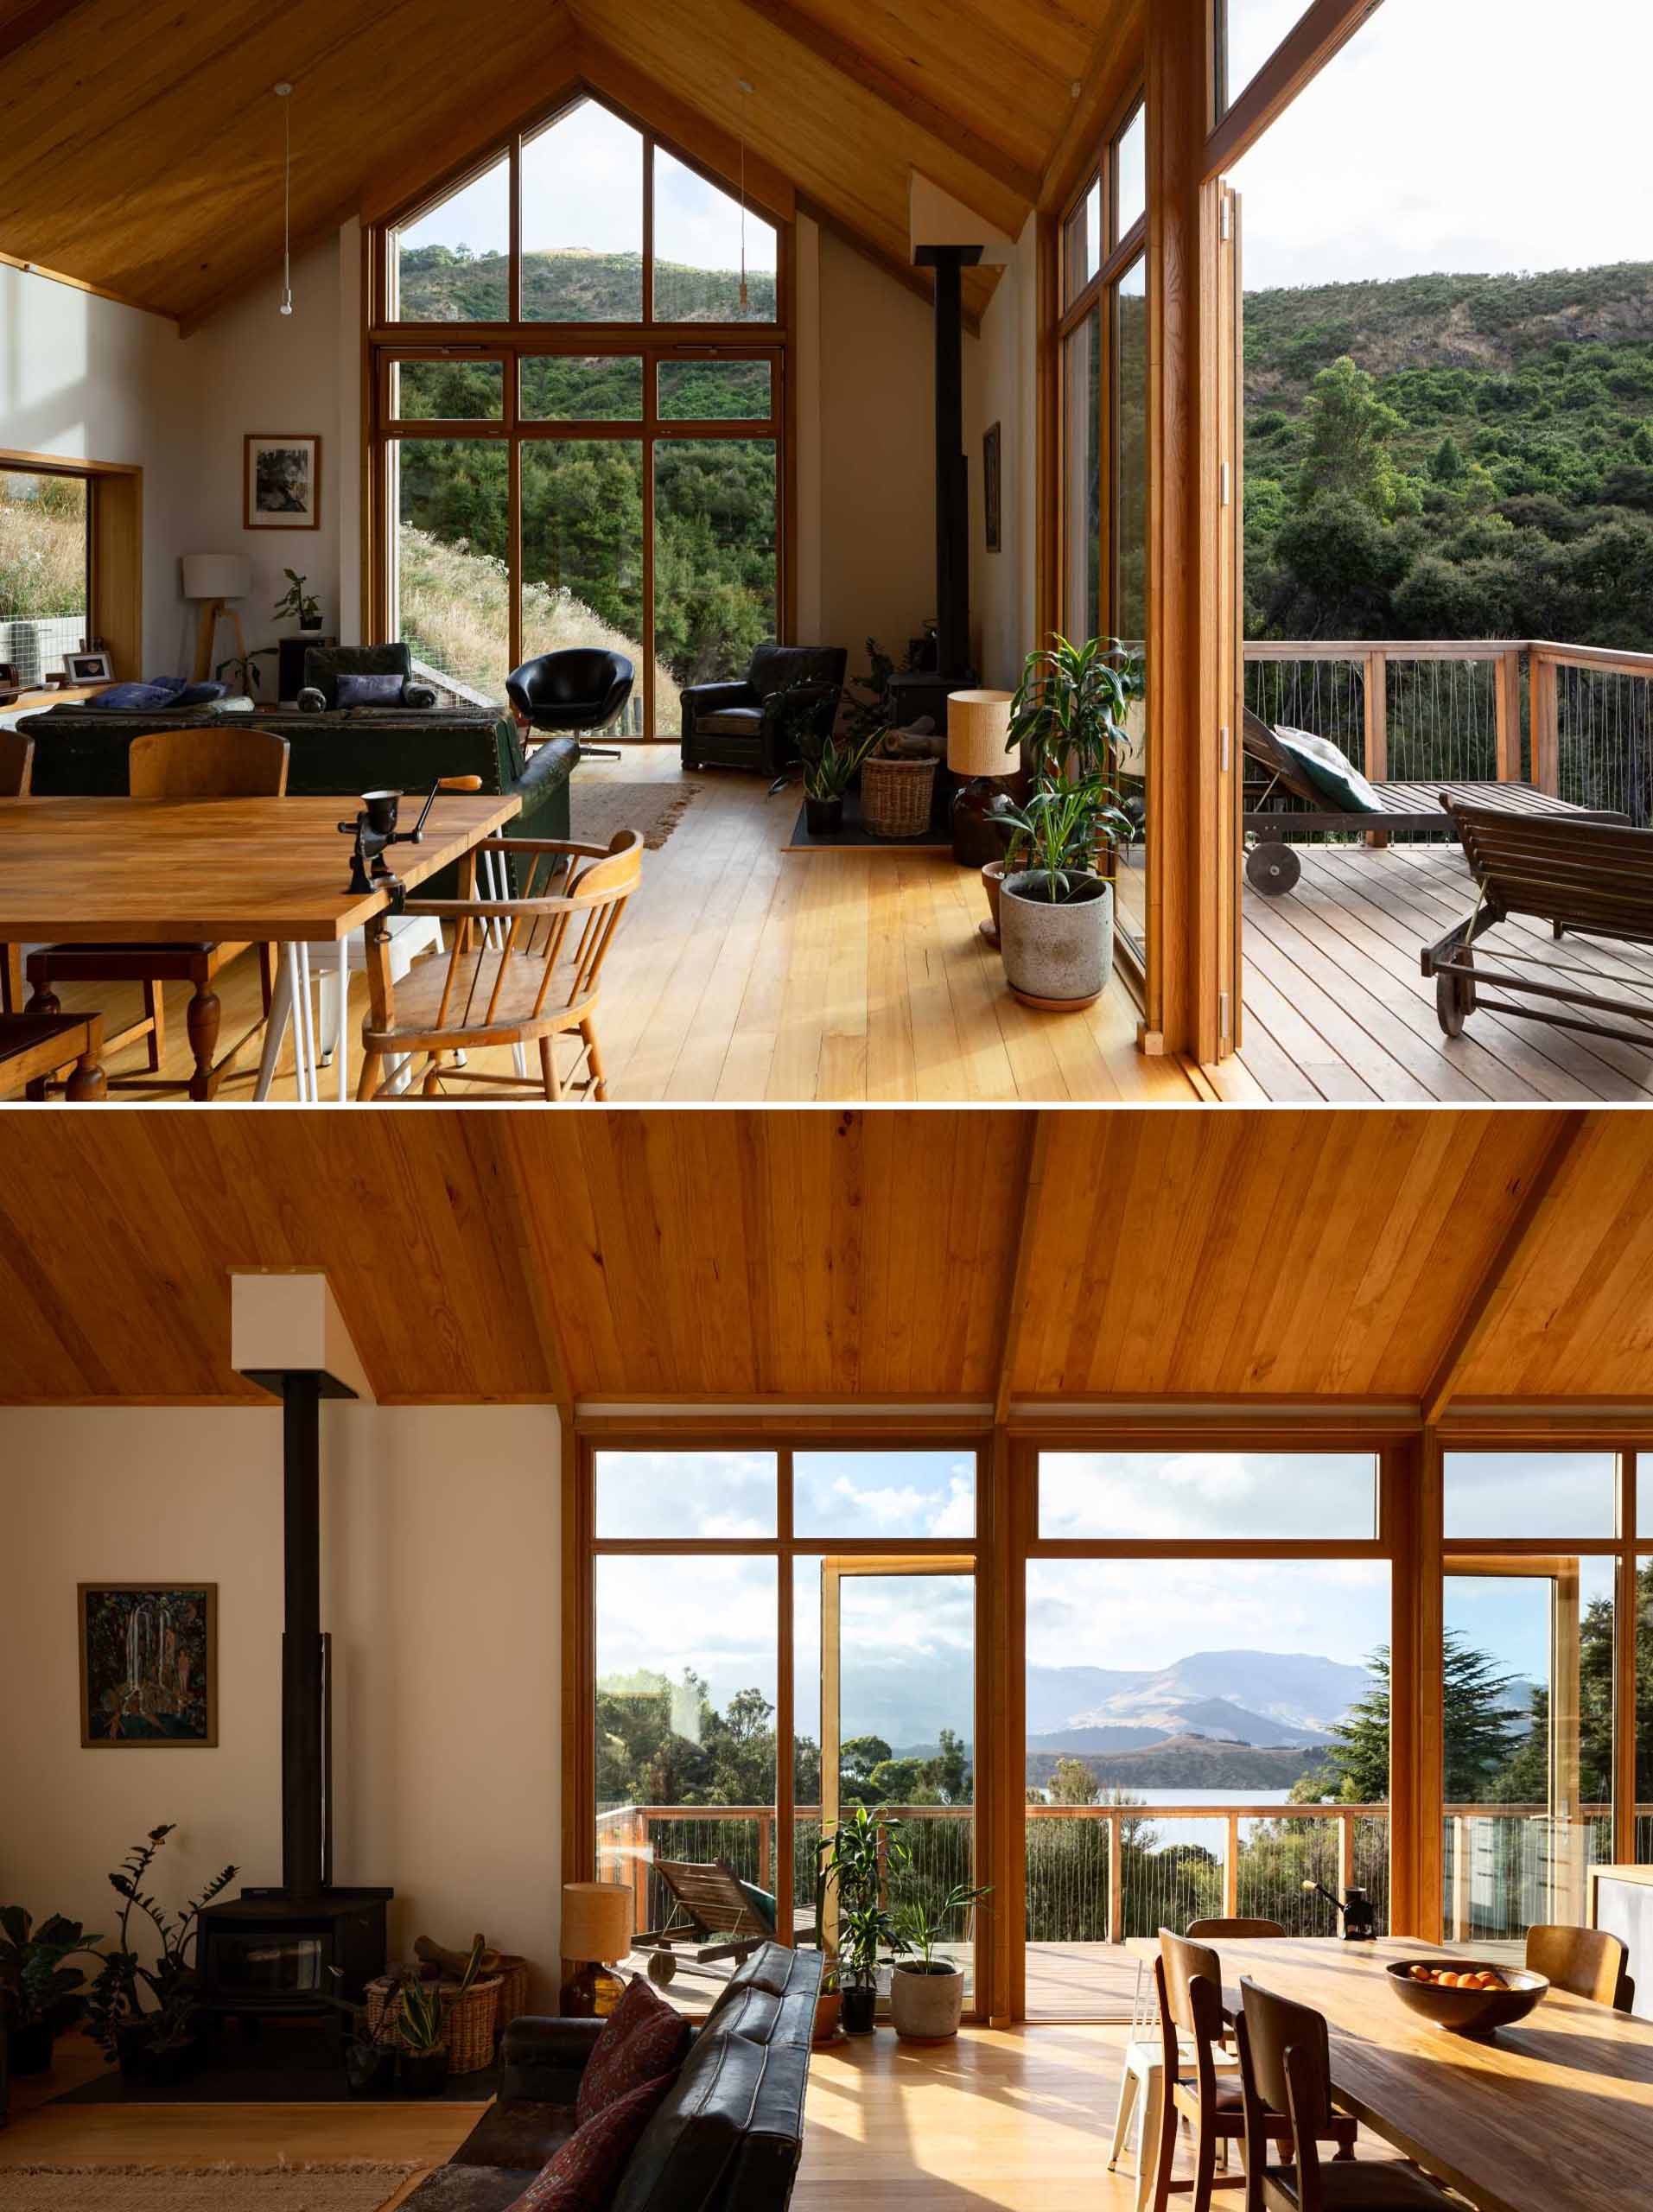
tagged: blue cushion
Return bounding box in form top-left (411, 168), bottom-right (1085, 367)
top-left (1274, 725), bottom-right (1385, 814)
top-left (335, 673), bottom-right (408, 709)
top-left (86, 677), bottom-right (226, 711)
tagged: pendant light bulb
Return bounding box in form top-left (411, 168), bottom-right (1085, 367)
top-left (276, 83), bottom-right (295, 317)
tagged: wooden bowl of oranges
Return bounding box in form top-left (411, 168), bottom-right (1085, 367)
top-left (1386, 1957), bottom-right (1548, 2036)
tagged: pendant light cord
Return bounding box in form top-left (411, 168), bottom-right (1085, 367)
top-left (277, 83), bottom-right (294, 315)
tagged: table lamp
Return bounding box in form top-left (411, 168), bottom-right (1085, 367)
top-left (946, 689), bottom-right (1014, 865)
top-left (560, 1880), bottom-right (633, 2016)
top-left (182, 553), bottom-right (251, 683)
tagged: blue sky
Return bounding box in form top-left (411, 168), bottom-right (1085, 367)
top-left (1230, 0), bottom-right (1650, 289)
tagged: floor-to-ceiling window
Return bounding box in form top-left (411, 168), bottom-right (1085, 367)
top-left (1054, 98), bottom-right (1150, 969)
top-left (371, 92), bottom-right (785, 734)
top-left (1023, 1441), bottom-right (1395, 2018)
top-left (582, 1440), bottom-right (982, 2018)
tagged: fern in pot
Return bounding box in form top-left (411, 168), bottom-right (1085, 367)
top-left (995, 776), bottom-right (1134, 1009)
top-left (888, 1880), bottom-right (990, 2044)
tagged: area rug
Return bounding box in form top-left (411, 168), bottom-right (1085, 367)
top-left (569, 775), bottom-right (702, 853)
top-left (0, 2163), bottom-right (423, 2210)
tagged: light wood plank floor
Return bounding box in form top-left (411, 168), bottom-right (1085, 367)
top-left (3, 2024), bottom-right (1171, 2211)
top-left (16, 752), bottom-right (1194, 1106)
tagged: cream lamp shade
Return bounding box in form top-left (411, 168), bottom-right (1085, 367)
top-left (181, 553), bottom-right (251, 601)
top-left (562, 1881), bottom-right (633, 1964)
top-left (947, 689), bottom-right (1014, 778)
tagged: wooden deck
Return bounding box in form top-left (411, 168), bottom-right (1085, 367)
top-left (626, 1939), bottom-right (1144, 2020)
top-left (1221, 840), bottom-right (1653, 1103)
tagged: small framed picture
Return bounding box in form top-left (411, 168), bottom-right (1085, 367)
top-left (79, 1582), bottom-right (218, 1746)
top-left (63, 649), bottom-right (114, 683)
top-left (245, 433), bottom-right (321, 531)
top-left (983, 421), bottom-right (1002, 553)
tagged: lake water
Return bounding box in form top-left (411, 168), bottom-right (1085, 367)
top-left (1124, 1787), bottom-right (1293, 1853)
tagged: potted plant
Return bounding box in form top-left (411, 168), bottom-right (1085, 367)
top-left (813, 1804), bottom-right (906, 2036)
top-left (0, 1908), bottom-right (103, 2077)
top-left (800, 727), bottom-right (881, 838)
top-left (83, 1826), bottom-right (236, 2087)
top-left (215, 645), bottom-right (277, 698)
top-left (995, 775), bottom-right (1135, 1008)
top-left (273, 569), bottom-right (322, 632)
top-left (394, 1974), bottom-right (450, 2097)
top-left (888, 1881), bottom-right (990, 2044)
top-left (326, 1968), bottom-right (399, 2099)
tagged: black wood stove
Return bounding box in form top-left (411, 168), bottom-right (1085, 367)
top-left (199, 1370), bottom-right (391, 2019)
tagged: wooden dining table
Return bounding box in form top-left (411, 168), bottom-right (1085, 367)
top-left (1126, 1933), bottom-right (1653, 2212)
top-left (0, 791), bottom-right (519, 1099)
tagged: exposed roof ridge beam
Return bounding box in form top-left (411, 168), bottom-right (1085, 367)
top-left (482, 1119), bottom-right (576, 1420)
top-left (1420, 1110), bottom-right (1588, 1427)
top-left (725, 0), bottom-right (1039, 207)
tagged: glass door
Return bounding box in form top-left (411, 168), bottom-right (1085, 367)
top-left (1442, 1560), bottom-right (1615, 1947)
top-left (798, 1557), bottom-right (978, 2009)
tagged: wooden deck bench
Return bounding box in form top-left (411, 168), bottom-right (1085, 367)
top-left (1242, 709), bottom-right (1624, 894)
top-left (1422, 797), bottom-right (1653, 1048)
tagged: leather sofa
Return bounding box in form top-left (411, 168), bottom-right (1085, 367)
top-left (401, 1942), bottom-right (822, 2212)
top-left (16, 700), bottom-right (577, 893)
top-left (680, 645), bottom-right (846, 778)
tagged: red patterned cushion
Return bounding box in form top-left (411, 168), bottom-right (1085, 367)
top-left (507, 2075), bottom-right (672, 2212)
top-left (574, 1974), bottom-right (690, 2127)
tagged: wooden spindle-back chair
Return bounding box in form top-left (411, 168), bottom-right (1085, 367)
top-left (1, 729), bottom-right (35, 1014)
top-left (357, 830), bottom-right (643, 1102)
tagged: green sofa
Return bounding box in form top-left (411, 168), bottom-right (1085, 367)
top-left (16, 701), bottom-right (578, 893)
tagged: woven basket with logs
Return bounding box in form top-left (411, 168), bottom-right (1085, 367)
top-left (859, 731), bottom-right (938, 838)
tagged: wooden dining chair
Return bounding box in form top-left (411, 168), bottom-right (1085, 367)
top-left (24, 725), bottom-right (289, 1098)
top-left (1525, 1923), bottom-right (1631, 2010)
top-left (356, 830), bottom-right (643, 1103)
top-left (1150, 1934), bottom-right (1348, 2212)
top-left (1236, 1977), bottom-right (1453, 2212)
top-left (0, 1009), bottom-right (106, 1101)
top-left (1187, 1919), bottom-right (1285, 1940)
top-left (1, 728), bottom-right (35, 1014)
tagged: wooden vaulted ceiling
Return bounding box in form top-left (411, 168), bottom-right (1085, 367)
top-left (0, 0), bottom-right (1141, 327)
top-left (0, 1109), bottom-right (1649, 1413)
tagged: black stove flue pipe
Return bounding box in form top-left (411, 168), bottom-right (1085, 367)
top-left (915, 241), bottom-right (982, 681)
top-left (281, 1373), bottom-right (326, 1902)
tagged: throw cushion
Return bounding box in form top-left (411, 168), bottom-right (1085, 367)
top-left (1273, 724), bottom-right (1385, 814)
top-left (506, 2075), bottom-right (674, 2212)
top-left (336, 672), bottom-right (410, 709)
top-left (575, 1975), bottom-right (691, 2129)
top-left (86, 677), bottom-right (227, 711)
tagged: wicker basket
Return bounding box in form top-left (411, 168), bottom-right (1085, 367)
top-left (366, 1972), bottom-right (503, 2075)
top-left (859, 747), bottom-right (938, 839)
top-left (493, 1954), bottom-right (531, 2037)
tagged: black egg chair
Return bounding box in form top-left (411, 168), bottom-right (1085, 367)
top-left (505, 648), bottom-right (634, 760)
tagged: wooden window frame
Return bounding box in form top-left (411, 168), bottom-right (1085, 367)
top-left (0, 448), bottom-right (143, 689)
top-left (565, 1431), bottom-right (991, 2018)
top-left (365, 86), bottom-right (795, 736)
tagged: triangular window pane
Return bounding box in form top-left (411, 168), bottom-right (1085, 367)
top-left (395, 151), bottom-right (510, 321)
top-left (521, 99), bottom-right (643, 322)
top-left (653, 147), bottom-right (777, 323)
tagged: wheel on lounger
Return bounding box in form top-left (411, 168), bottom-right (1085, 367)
top-left (646, 1948), bottom-right (678, 1986)
top-left (1245, 840), bottom-right (1300, 896)
top-left (1436, 965), bottom-right (1476, 1038)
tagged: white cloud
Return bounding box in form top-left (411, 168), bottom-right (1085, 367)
top-left (1230, 0), bottom-right (1653, 290)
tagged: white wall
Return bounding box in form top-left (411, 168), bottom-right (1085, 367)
top-left (0, 1402), bottom-right (563, 2001)
top-left (0, 264), bottom-right (186, 671)
top-left (967, 216), bottom-right (1039, 690)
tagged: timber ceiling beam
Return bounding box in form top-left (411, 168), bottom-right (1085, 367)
top-left (1039, 0), bottom-right (1146, 213)
top-left (717, 0), bottom-right (1041, 207)
top-left (0, 0), bottom-right (92, 68)
top-left (1420, 1110), bottom-right (1588, 1427)
top-left (993, 1112), bottom-right (1050, 1427)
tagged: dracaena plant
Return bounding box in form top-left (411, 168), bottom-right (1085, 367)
top-left (83, 1825), bottom-right (238, 2058)
top-left (0, 1907), bottom-right (103, 2028)
top-left (891, 1881), bottom-right (991, 1974)
top-left (1006, 634), bottom-right (1144, 787)
top-left (995, 776), bottom-right (1135, 904)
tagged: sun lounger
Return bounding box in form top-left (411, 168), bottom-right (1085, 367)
top-left (633, 1857), bottom-right (817, 1986)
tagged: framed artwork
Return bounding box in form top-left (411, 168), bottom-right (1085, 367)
top-left (79, 1582), bottom-right (218, 1746)
top-left (62, 649), bottom-right (114, 683)
top-left (245, 434), bottom-right (321, 530)
top-left (983, 420), bottom-right (1002, 553)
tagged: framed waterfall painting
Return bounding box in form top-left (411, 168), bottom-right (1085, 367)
top-left (78, 1582), bottom-right (218, 1746)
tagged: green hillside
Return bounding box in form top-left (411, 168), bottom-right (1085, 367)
top-left (397, 243), bottom-right (776, 324)
top-left (1243, 262), bottom-right (1653, 646)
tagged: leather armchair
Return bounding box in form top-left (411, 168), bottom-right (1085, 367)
top-left (680, 643), bottom-right (847, 778)
top-left (296, 642), bottom-right (437, 713)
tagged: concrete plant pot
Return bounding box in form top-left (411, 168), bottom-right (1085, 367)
top-left (890, 1961), bottom-right (964, 2043)
top-left (998, 871), bottom-right (1113, 1009)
